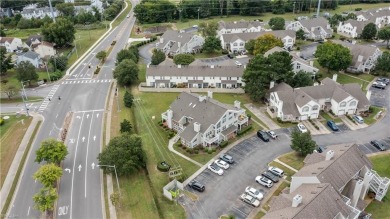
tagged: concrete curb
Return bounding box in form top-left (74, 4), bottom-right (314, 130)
top-left (1, 113), bottom-right (43, 213)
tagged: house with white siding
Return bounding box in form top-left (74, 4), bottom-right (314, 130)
top-left (0, 37), bottom-right (24, 53)
top-left (155, 30), bottom-right (204, 56)
top-left (220, 30), bottom-right (296, 53)
top-left (337, 19), bottom-right (367, 38)
top-left (21, 4), bottom-right (58, 19)
top-left (34, 41), bottom-right (56, 58)
top-left (17, 51), bottom-right (42, 68)
top-left (355, 7), bottom-right (390, 28)
top-left (286, 17), bottom-right (333, 40)
top-left (217, 20), bottom-right (265, 36)
top-left (161, 92), bottom-right (248, 148)
top-left (267, 77), bottom-right (370, 121)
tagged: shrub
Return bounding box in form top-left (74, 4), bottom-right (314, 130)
top-left (173, 54), bottom-right (195, 65)
top-left (220, 141), bottom-right (228, 148)
top-left (212, 148), bottom-right (216, 152)
top-left (182, 146), bottom-right (187, 150)
top-left (111, 41), bottom-right (116, 45)
top-left (355, 8), bottom-right (362, 11)
top-left (221, 49), bottom-right (229, 54)
top-left (237, 125), bottom-right (253, 136)
top-left (315, 125), bottom-right (319, 130)
top-left (157, 161), bottom-right (170, 172)
top-left (94, 66), bottom-right (100, 74)
top-left (296, 46), bottom-right (300, 50)
top-left (0, 118), bottom-right (4, 126)
top-left (207, 150), bottom-right (212, 154)
top-left (194, 150), bottom-right (199, 154)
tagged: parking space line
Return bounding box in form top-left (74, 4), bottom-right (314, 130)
top-left (231, 206), bottom-right (248, 217)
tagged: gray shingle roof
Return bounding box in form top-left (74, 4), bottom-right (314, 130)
top-left (333, 40), bottom-right (381, 69)
top-left (296, 143), bottom-right (372, 191)
top-left (146, 65), bottom-right (244, 77)
top-left (157, 30), bottom-right (195, 50)
top-left (342, 19), bottom-right (367, 35)
top-left (299, 17), bottom-right (330, 30)
top-left (221, 30), bottom-right (296, 43)
top-left (21, 51), bottom-right (40, 59)
top-left (218, 20), bottom-right (264, 30)
top-left (26, 35), bottom-right (42, 47)
top-left (264, 183), bottom-right (355, 219)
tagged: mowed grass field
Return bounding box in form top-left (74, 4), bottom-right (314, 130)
top-left (0, 115), bottom-right (32, 188)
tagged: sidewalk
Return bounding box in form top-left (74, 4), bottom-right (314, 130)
top-left (0, 113), bottom-right (43, 212)
top-left (168, 136), bottom-right (203, 167)
top-left (244, 104), bottom-right (280, 130)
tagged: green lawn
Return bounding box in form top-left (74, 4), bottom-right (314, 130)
top-left (320, 111), bottom-right (342, 123)
top-left (112, 0), bottom-right (132, 28)
top-left (254, 211), bottom-right (266, 219)
top-left (193, 51), bottom-right (223, 59)
top-left (138, 63), bottom-right (146, 82)
top-left (364, 106), bottom-right (384, 125)
top-left (3, 28), bottom-right (41, 40)
top-left (365, 154), bottom-right (390, 218)
top-left (277, 152), bottom-right (305, 171)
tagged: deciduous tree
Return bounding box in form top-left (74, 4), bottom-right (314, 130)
top-left (33, 163), bottom-right (63, 187)
top-left (33, 187), bottom-right (58, 216)
top-left (315, 42), bottom-right (352, 72)
top-left (202, 36), bottom-right (222, 53)
top-left (291, 71), bottom-right (314, 88)
top-left (0, 47), bottom-right (13, 75)
top-left (113, 59), bottom-right (139, 86)
top-left (375, 51), bottom-right (390, 75)
top-left (56, 3), bottom-right (75, 17)
top-left (116, 48), bottom-right (138, 64)
top-left (42, 18), bottom-right (75, 47)
top-left (378, 27), bottom-right (390, 48)
top-left (120, 119), bottom-right (132, 133)
top-left (198, 21), bottom-right (218, 37)
top-left (15, 61), bottom-right (38, 86)
top-left (268, 17), bottom-right (285, 30)
top-left (173, 54), bottom-right (195, 65)
top-left (245, 39), bottom-right (255, 55)
top-left (35, 139), bottom-right (68, 165)
top-left (123, 90), bottom-right (133, 108)
top-left (296, 29), bottom-right (305, 40)
top-left (151, 49), bottom-right (166, 65)
top-left (98, 134), bottom-right (146, 176)
top-left (361, 23), bottom-right (377, 40)
top-left (290, 129), bottom-right (317, 156)
top-left (1, 84), bottom-right (20, 99)
top-left (253, 34), bottom-right (283, 55)
top-left (96, 50), bottom-right (107, 62)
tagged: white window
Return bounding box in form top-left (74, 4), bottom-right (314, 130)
top-left (312, 105), bottom-right (319, 110)
top-left (340, 102), bottom-right (346, 107)
top-left (349, 101), bottom-right (356, 106)
top-left (233, 43), bottom-right (237, 46)
top-left (296, 63), bottom-right (301, 69)
top-left (302, 106), bottom-right (309, 112)
top-left (239, 43), bottom-right (244, 46)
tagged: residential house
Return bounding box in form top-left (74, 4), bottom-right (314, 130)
top-left (161, 91), bottom-right (248, 148)
top-left (220, 30), bottom-right (296, 52)
top-left (155, 30), bottom-right (204, 56)
top-left (355, 7), bottom-right (390, 29)
top-left (267, 77), bottom-right (370, 121)
top-left (264, 46), bottom-right (319, 75)
top-left (25, 35), bottom-right (43, 50)
top-left (146, 64), bottom-right (245, 89)
top-left (21, 4), bottom-right (58, 19)
top-left (17, 51), bottom-right (42, 68)
top-left (0, 8), bottom-right (13, 17)
top-left (286, 17), bottom-right (333, 40)
top-left (34, 41), bottom-right (56, 58)
top-left (337, 19), bottom-right (367, 38)
top-left (217, 20), bottom-right (265, 36)
top-left (0, 37), bottom-right (24, 53)
top-left (334, 40), bottom-right (382, 73)
top-left (265, 143), bottom-right (389, 219)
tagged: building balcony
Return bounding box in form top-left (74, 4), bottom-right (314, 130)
top-left (204, 135), bottom-right (219, 144)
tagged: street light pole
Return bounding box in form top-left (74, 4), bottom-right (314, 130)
top-left (21, 80), bottom-right (28, 101)
top-left (97, 164), bottom-right (121, 196)
top-left (45, 62), bottom-right (51, 83)
top-left (20, 80), bottom-right (30, 116)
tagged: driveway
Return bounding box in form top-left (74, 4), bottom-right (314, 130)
top-left (139, 43), bottom-right (155, 64)
top-left (299, 42), bottom-right (318, 60)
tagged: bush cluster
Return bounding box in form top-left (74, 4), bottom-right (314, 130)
top-left (308, 119), bottom-right (319, 130)
top-left (0, 118), bottom-right (4, 126)
top-left (237, 125), bottom-right (253, 136)
top-left (219, 141), bottom-right (228, 148)
top-left (135, 36), bottom-right (157, 48)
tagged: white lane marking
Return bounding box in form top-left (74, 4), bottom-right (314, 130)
top-left (27, 206), bottom-right (30, 216)
top-left (73, 109), bottom-right (105, 113)
top-left (58, 206), bottom-right (69, 216)
top-left (78, 165), bottom-right (82, 172)
top-left (65, 168), bottom-right (71, 173)
top-left (70, 112), bottom-right (85, 219)
top-left (85, 111), bottom-right (94, 198)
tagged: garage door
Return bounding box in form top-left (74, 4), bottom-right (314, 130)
top-left (348, 109), bottom-right (355, 115)
top-left (310, 113), bottom-right (318, 119)
top-left (338, 110), bottom-right (345, 115)
top-left (300, 115), bottom-right (308, 120)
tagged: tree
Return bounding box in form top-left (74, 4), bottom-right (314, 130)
top-left (173, 54), bottom-right (195, 65)
top-left (375, 51), bottom-right (390, 75)
top-left (345, 13), bottom-right (357, 20)
top-left (134, 0), bottom-right (176, 24)
top-left (56, 3), bottom-right (75, 17)
top-left (245, 39), bottom-right (255, 55)
top-left (75, 10), bottom-right (97, 24)
top-left (120, 119), bottom-right (132, 133)
top-left (113, 59), bottom-right (139, 86)
top-left (42, 18), bottom-right (75, 47)
top-left (33, 187), bottom-right (58, 216)
top-left (378, 27), bottom-right (390, 48)
top-left (116, 49), bottom-right (136, 65)
top-left (110, 192), bottom-right (120, 207)
top-left (15, 61), bottom-right (38, 86)
top-left (296, 29), bottom-right (305, 40)
top-left (253, 34), bottom-right (283, 55)
top-left (33, 163), bottom-right (63, 187)
top-left (268, 17), bottom-right (285, 30)
top-left (35, 138), bottom-right (68, 165)
top-left (243, 51), bottom-right (294, 100)
top-left (315, 42), bottom-right (352, 72)
top-left (0, 47), bottom-right (13, 75)
top-left (361, 23), bottom-right (377, 40)
top-left (290, 129), bottom-right (317, 156)
top-left (96, 50), bottom-right (107, 62)
top-left (151, 49), bottom-right (166, 65)
top-left (98, 134), bottom-right (146, 176)
top-left (123, 90), bottom-right (133, 108)
top-left (202, 36), bottom-right (222, 53)
top-left (0, 27), bottom-right (5, 36)
top-left (198, 21), bottom-right (218, 37)
top-left (329, 14), bottom-right (344, 27)
top-left (291, 71), bottom-right (314, 88)
top-left (1, 84), bottom-right (20, 99)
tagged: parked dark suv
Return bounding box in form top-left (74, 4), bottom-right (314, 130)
top-left (327, 120), bottom-right (339, 131)
top-left (257, 130), bottom-right (270, 142)
top-left (188, 180), bottom-right (205, 192)
top-left (261, 171), bottom-right (279, 183)
top-left (370, 140), bottom-right (386, 151)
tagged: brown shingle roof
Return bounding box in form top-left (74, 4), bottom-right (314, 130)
top-left (0, 37), bottom-right (14, 43)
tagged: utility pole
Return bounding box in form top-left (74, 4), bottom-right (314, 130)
top-left (197, 8), bottom-right (200, 23)
top-left (178, 8), bottom-right (182, 22)
top-left (293, 1), bottom-right (296, 14)
top-left (316, 0), bottom-right (321, 18)
top-left (21, 81), bottom-right (30, 116)
top-left (48, 0), bottom-right (56, 23)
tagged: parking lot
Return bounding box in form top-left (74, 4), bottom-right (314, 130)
top-left (357, 137), bottom-right (390, 154)
top-left (181, 132), bottom-right (292, 219)
top-left (370, 87), bottom-right (387, 107)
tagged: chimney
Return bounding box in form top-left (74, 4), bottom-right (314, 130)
top-left (234, 100), bottom-right (241, 109)
top-left (178, 41), bottom-right (181, 49)
top-left (178, 64), bottom-right (182, 68)
top-left (159, 37), bottom-right (163, 43)
top-left (198, 95), bottom-right (207, 102)
top-left (351, 180), bottom-right (363, 207)
top-left (270, 81), bottom-right (275, 89)
top-left (325, 150), bottom-right (334, 161)
top-left (193, 122), bottom-right (201, 132)
top-left (313, 82), bottom-right (319, 86)
top-left (332, 74), bottom-right (338, 82)
top-left (309, 60), bottom-right (314, 66)
top-left (292, 194), bottom-right (302, 207)
top-left (366, 90), bottom-right (371, 101)
top-left (210, 65), bottom-right (214, 69)
top-left (207, 91), bottom-right (213, 99)
top-left (361, 171), bottom-right (374, 199)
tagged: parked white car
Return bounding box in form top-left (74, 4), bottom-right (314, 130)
top-left (240, 193), bottom-right (260, 207)
top-left (266, 130), bottom-right (277, 139)
top-left (255, 176), bottom-right (273, 188)
top-left (235, 61), bottom-right (242, 66)
top-left (208, 164), bottom-right (224, 175)
top-left (214, 159), bottom-right (229, 170)
top-left (268, 166), bottom-right (284, 177)
top-left (297, 123), bottom-right (308, 133)
top-left (245, 186), bottom-right (264, 200)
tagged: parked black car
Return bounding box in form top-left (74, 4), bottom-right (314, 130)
top-left (188, 180), bottom-right (205, 192)
top-left (257, 130), bottom-right (270, 142)
top-left (370, 140), bottom-right (386, 151)
top-left (261, 171), bottom-right (279, 183)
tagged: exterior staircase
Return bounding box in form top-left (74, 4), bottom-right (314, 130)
top-left (369, 169), bottom-right (390, 201)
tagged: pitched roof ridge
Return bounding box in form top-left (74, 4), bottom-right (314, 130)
top-left (318, 143), bottom-right (355, 174)
top-left (292, 183), bottom-right (331, 217)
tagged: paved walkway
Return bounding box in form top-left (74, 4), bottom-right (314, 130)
top-left (0, 113), bottom-right (43, 212)
top-left (339, 116), bottom-right (368, 131)
top-left (274, 158), bottom-right (298, 172)
top-left (168, 135), bottom-right (203, 167)
top-left (244, 104), bottom-right (280, 130)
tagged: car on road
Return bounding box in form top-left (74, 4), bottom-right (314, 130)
top-left (352, 115), bottom-right (364, 124)
top-left (214, 159), bottom-right (230, 170)
top-left (188, 180), bottom-right (205, 192)
top-left (261, 171), bottom-right (279, 183)
top-left (268, 166), bottom-right (284, 177)
top-left (327, 120), bottom-right (339, 131)
top-left (257, 130), bottom-right (270, 142)
top-left (240, 193), bottom-right (260, 207)
top-left (208, 164), bottom-right (224, 175)
top-left (266, 130), bottom-right (277, 139)
top-left (255, 176), bottom-right (273, 188)
top-left (245, 186), bottom-right (264, 200)
top-left (220, 153), bottom-right (234, 164)
top-left (370, 140), bottom-right (386, 151)
top-left (372, 81), bottom-right (386, 89)
top-left (297, 123), bottom-right (308, 133)
top-left (235, 61), bottom-right (242, 66)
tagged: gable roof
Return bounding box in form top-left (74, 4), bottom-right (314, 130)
top-left (19, 51), bottom-right (40, 60)
top-left (221, 30), bottom-right (296, 44)
top-left (26, 35), bottom-right (43, 47)
top-left (0, 37), bottom-right (14, 44)
top-left (296, 143), bottom-right (372, 191)
top-left (157, 30), bottom-right (197, 50)
top-left (218, 20), bottom-right (264, 30)
top-left (146, 65), bottom-right (244, 78)
top-left (341, 19), bottom-right (367, 35)
top-left (264, 183), bottom-right (356, 219)
top-left (299, 17), bottom-right (330, 30)
top-left (333, 40), bottom-right (381, 69)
